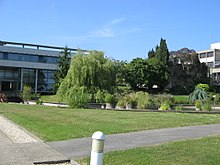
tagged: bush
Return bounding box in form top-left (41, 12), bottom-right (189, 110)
top-left (67, 87), bottom-right (89, 108)
top-left (105, 94), bottom-right (116, 104)
top-left (95, 90), bottom-right (106, 103)
top-left (135, 91), bottom-right (151, 109)
top-left (202, 103), bottom-right (212, 111)
top-left (116, 98), bottom-right (126, 109)
top-left (213, 94), bottom-right (220, 105)
top-left (123, 93), bottom-right (137, 108)
top-left (196, 83), bottom-right (209, 92)
top-left (152, 94), bottom-right (174, 108)
top-left (159, 101), bottom-right (171, 111)
top-left (194, 100), bottom-right (202, 111)
top-left (21, 85), bottom-right (33, 101)
top-left (189, 86), bottom-right (208, 102)
top-left (175, 105), bottom-right (183, 111)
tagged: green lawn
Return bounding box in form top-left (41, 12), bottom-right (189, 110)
top-left (173, 95), bottom-right (190, 104)
top-left (79, 136), bottom-right (220, 165)
top-left (40, 95), bottom-right (60, 103)
top-left (1, 103), bottom-right (220, 141)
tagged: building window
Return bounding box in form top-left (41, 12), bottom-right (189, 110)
top-left (37, 69), bottom-right (55, 92)
top-left (207, 62), bottom-right (213, 68)
top-left (207, 52), bottom-right (213, 57)
top-left (200, 53), bottom-right (206, 58)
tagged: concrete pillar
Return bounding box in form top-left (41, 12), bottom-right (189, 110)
top-left (20, 68), bottom-right (23, 91)
top-left (35, 69), bottom-right (38, 93)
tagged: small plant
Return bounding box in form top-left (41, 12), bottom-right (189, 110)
top-left (189, 86), bottom-right (208, 102)
top-left (36, 99), bottom-right (43, 105)
top-left (21, 85), bottom-right (33, 102)
top-left (67, 87), bottom-right (89, 108)
top-left (95, 90), bottom-right (106, 103)
top-left (159, 102), bottom-right (170, 111)
top-left (105, 94), bottom-right (115, 104)
top-left (202, 103), bottom-right (212, 111)
top-left (123, 93), bottom-right (137, 109)
top-left (116, 98), bottom-right (126, 109)
top-left (194, 100), bottom-right (202, 111)
top-left (135, 91), bottom-right (151, 109)
top-left (175, 105), bottom-right (183, 111)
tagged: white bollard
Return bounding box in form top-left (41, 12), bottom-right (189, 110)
top-left (90, 131), bottom-right (105, 165)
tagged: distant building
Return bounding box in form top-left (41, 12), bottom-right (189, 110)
top-left (197, 43), bottom-right (220, 84)
top-left (0, 40), bottom-right (80, 96)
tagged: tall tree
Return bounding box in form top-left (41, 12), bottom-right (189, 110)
top-left (125, 58), bottom-right (148, 91)
top-left (169, 48), bottom-right (209, 94)
top-left (53, 46), bottom-right (71, 92)
top-left (57, 50), bottom-right (117, 102)
top-left (146, 57), bottom-right (169, 91)
top-left (148, 49), bottom-right (155, 59)
top-left (155, 38), bottom-right (170, 65)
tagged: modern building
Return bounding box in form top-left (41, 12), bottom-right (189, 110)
top-left (0, 40), bottom-right (79, 96)
top-left (197, 43), bottom-right (220, 84)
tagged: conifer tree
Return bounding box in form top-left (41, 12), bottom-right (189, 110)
top-left (53, 46), bottom-right (71, 92)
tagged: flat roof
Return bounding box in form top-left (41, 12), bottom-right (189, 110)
top-left (0, 40), bottom-right (86, 52)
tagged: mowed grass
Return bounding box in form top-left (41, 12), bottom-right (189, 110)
top-left (40, 95), bottom-right (60, 103)
top-left (1, 103), bottom-right (220, 141)
top-left (79, 136), bottom-right (220, 165)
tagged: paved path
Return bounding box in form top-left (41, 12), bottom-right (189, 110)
top-left (48, 124), bottom-right (220, 159)
top-left (0, 115), bottom-right (71, 165)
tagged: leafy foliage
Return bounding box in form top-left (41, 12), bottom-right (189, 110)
top-left (57, 50), bottom-right (117, 107)
top-left (189, 87), bottom-right (208, 102)
top-left (155, 38), bottom-right (170, 65)
top-left (21, 85), bottom-right (32, 101)
top-left (135, 91), bottom-right (151, 109)
top-left (169, 48), bottom-right (209, 94)
top-left (146, 57), bottom-right (169, 90)
top-left (196, 83), bottom-right (209, 92)
top-left (54, 46), bottom-right (71, 92)
top-left (66, 87), bottom-right (89, 108)
top-left (125, 58), bottom-right (148, 91)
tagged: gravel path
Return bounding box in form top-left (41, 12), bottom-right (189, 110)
top-left (0, 115), bottom-right (73, 165)
top-left (0, 115), bottom-right (40, 143)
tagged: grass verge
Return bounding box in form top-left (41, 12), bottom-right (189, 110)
top-left (1, 103), bottom-right (220, 141)
top-left (78, 136), bottom-right (220, 165)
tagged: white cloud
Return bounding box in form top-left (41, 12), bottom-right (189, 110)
top-left (111, 17), bottom-right (126, 25)
top-left (56, 17), bottom-right (142, 42)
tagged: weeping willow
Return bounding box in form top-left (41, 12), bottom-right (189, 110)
top-left (57, 50), bottom-right (117, 104)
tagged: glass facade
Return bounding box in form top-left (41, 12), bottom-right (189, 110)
top-left (0, 52), bottom-right (58, 64)
top-left (37, 70), bottom-right (55, 92)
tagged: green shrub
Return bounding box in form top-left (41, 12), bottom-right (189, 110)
top-left (152, 94), bottom-right (174, 108)
top-left (116, 98), bottom-right (126, 108)
top-left (175, 105), bottom-right (183, 111)
top-left (202, 103), bottom-right (212, 111)
top-left (123, 93), bottom-right (137, 108)
top-left (196, 83), bottom-right (209, 92)
top-left (194, 100), bottom-right (202, 111)
top-left (21, 85), bottom-right (33, 101)
top-left (105, 94), bottom-right (116, 104)
top-left (95, 90), bottom-right (106, 103)
top-left (189, 86), bottom-right (208, 102)
top-left (67, 87), bottom-right (89, 108)
top-left (135, 91), bottom-right (151, 109)
top-left (213, 94), bottom-right (220, 104)
top-left (36, 99), bottom-right (43, 105)
top-left (159, 101), bottom-right (171, 111)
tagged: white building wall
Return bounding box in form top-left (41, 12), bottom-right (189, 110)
top-left (211, 43), bottom-right (220, 49)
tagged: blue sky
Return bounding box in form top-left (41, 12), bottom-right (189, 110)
top-left (0, 0), bottom-right (220, 61)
